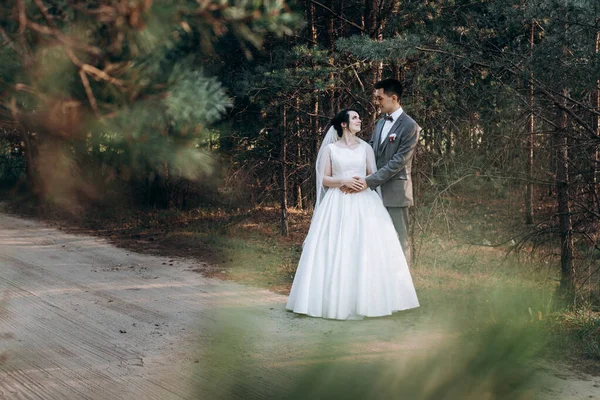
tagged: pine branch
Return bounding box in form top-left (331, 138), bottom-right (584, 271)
top-left (535, 84), bottom-right (600, 141)
top-left (415, 46), bottom-right (491, 68)
top-left (424, 40), bottom-right (600, 140)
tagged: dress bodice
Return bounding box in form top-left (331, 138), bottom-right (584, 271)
top-left (329, 142), bottom-right (367, 178)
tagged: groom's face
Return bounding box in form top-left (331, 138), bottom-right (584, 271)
top-left (374, 89), bottom-right (397, 114)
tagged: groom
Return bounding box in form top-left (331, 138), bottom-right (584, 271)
top-left (353, 78), bottom-right (421, 265)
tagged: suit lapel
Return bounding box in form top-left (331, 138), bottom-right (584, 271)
top-left (378, 112), bottom-right (407, 156)
top-left (372, 119), bottom-right (385, 154)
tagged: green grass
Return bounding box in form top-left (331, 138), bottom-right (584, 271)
top-left (188, 230), bottom-right (298, 290)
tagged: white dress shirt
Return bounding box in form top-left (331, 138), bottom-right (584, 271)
top-left (380, 107), bottom-right (404, 144)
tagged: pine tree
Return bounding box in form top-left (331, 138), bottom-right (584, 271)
top-left (0, 0), bottom-right (298, 208)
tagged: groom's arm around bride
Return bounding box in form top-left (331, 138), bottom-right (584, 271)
top-left (363, 120), bottom-right (419, 197)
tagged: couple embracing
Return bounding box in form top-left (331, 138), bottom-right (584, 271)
top-left (286, 78), bottom-right (421, 320)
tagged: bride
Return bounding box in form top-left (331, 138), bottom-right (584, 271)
top-left (286, 109), bottom-right (419, 320)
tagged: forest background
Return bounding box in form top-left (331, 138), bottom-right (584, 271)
top-left (1, 0), bottom-right (600, 371)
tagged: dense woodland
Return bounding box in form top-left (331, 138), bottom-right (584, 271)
top-left (1, 0), bottom-right (599, 303)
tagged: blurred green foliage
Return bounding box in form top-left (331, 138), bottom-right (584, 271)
top-left (0, 0), bottom-right (300, 208)
top-left (194, 296), bottom-right (549, 400)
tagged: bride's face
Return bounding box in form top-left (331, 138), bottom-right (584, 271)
top-left (345, 111), bottom-right (362, 134)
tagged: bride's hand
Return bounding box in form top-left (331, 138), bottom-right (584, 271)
top-left (342, 177), bottom-right (363, 192)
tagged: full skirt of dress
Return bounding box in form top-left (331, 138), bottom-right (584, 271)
top-left (286, 187), bottom-right (419, 320)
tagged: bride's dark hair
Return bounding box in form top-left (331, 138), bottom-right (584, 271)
top-left (330, 109), bottom-right (358, 137)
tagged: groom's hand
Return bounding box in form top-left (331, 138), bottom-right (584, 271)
top-left (341, 177), bottom-right (364, 194)
top-left (353, 176), bottom-right (368, 192)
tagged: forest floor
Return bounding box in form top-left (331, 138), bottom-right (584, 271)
top-left (1, 191), bottom-right (600, 398)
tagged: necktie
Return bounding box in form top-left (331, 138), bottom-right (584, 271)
top-left (384, 115), bottom-right (394, 122)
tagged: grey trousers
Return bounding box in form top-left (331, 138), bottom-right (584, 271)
top-left (386, 206), bottom-right (410, 265)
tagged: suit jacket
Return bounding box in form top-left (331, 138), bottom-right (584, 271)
top-left (365, 111), bottom-right (421, 207)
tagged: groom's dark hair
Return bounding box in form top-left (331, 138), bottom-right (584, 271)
top-left (374, 78), bottom-right (403, 100)
top-left (330, 109), bottom-right (359, 137)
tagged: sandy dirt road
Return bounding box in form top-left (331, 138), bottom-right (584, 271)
top-left (0, 212), bottom-right (598, 399)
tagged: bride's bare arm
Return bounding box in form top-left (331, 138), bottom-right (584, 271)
top-left (320, 148), bottom-right (363, 191)
top-left (349, 145), bottom-right (374, 192)
top-left (323, 165), bottom-right (363, 190)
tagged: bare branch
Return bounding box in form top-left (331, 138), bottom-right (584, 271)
top-left (14, 83), bottom-right (40, 96)
top-left (351, 66), bottom-right (364, 92)
top-left (17, 0), bottom-right (27, 34)
top-left (309, 0), bottom-right (365, 33)
top-left (81, 64), bottom-right (125, 87)
top-left (0, 27), bottom-right (16, 50)
top-left (26, 21), bottom-right (103, 56)
top-left (33, 0), bottom-right (56, 27)
top-left (79, 69), bottom-right (99, 116)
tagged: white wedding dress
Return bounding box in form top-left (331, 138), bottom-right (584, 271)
top-left (286, 141), bottom-right (419, 320)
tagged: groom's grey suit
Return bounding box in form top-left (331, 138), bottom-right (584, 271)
top-left (366, 110), bottom-right (421, 264)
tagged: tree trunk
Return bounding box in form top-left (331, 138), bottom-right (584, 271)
top-left (548, 124), bottom-right (557, 197)
top-left (280, 106), bottom-right (289, 236)
top-left (19, 131), bottom-right (36, 188)
top-left (327, 1), bottom-right (336, 117)
top-left (364, 0), bottom-right (381, 123)
top-left (295, 99), bottom-right (303, 209)
top-left (592, 19), bottom-right (600, 215)
top-left (525, 21), bottom-right (535, 225)
top-left (446, 129), bottom-right (453, 155)
top-left (310, 95), bottom-right (320, 208)
top-left (556, 90), bottom-right (575, 298)
top-left (307, 0), bottom-right (319, 208)
top-left (308, 0), bottom-right (317, 44)
top-left (338, 0), bottom-right (345, 37)
top-left (9, 99), bottom-right (37, 188)
top-left (364, 0), bottom-right (377, 37)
